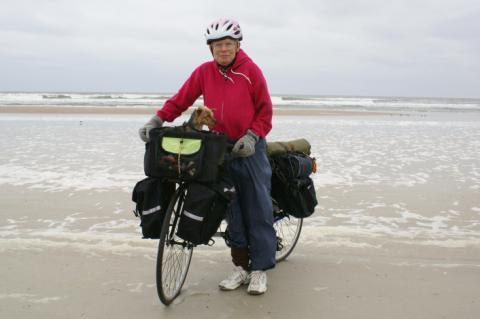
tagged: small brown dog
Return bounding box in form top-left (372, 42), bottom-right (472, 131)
top-left (186, 106), bottom-right (216, 131)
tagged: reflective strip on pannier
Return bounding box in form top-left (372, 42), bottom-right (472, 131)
top-left (183, 210), bottom-right (204, 222)
top-left (142, 205), bottom-right (161, 216)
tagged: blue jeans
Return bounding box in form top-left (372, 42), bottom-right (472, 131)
top-left (226, 139), bottom-right (276, 271)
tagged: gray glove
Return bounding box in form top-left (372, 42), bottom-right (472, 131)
top-left (139, 115), bottom-right (163, 142)
top-left (232, 130), bottom-right (259, 157)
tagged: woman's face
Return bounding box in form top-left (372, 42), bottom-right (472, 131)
top-left (210, 38), bottom-right (240, 66)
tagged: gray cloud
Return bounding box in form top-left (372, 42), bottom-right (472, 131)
top-left (0, 0), bottom-right (479, 97)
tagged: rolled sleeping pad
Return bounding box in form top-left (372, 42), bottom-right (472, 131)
top-left (266, 138), bottom-right (311, 156)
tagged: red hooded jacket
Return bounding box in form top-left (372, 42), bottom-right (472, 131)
top-left (156, 49), bottom-right (272, 141)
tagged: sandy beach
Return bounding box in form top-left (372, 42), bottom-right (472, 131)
top-left (1, 108), bottom-right (479, 318)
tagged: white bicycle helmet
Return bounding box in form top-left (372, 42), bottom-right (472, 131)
top-left (205, 18), bottom-right (243, 44)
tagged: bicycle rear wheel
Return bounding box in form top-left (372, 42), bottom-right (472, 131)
top-left (273, 203), bottom-right (303, 262)
top-left (156, 185), bottom-right (193, 305)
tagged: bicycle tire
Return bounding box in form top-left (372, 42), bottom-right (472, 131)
top-left (274, 214), bottom-right (303, 262)
top-left (156, 185), bottom-right (193, 305)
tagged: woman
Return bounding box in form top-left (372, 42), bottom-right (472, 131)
top-left (139, 18), bottom-right (275, 295)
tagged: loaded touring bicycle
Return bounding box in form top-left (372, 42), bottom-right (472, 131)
top-left (132, 125), bottom-right (317, 305)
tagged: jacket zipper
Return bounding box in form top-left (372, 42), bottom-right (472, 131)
top-left (221, 102), bottom-right (224, 122)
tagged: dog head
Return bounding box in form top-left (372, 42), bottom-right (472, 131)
top-left (194, 106), bottom-right (216, 130)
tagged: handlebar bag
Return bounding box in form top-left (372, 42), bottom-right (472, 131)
top-left (145, 126), bottom-right (227, 182)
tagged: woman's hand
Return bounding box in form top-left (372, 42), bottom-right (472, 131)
top-left (232, 130), bottom-right (259, 157)
top-left (138, 115), bottom-right (163, 142)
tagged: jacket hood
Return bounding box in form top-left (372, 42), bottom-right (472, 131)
top-left (231, 49), bottom-right (251, 69)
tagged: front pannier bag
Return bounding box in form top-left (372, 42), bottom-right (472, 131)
top-left (176, 180), bottom-right (234, 245)
top-left (144, 126), bottom-right (227, 183)
top-left (132, 177), bottom-right (175, 238)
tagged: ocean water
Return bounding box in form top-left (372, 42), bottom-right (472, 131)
top-left (0, 111), bottom-right (479, 254)
top-left (1, 92), bottom-right (480, 112)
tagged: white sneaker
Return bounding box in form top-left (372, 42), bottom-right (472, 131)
top-left (247, 270), bottom-right (267, 295)
top-left (219, 266), bottom-right (250, 291)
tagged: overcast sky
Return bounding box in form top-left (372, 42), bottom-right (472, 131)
top-left (1, 0), bottom-right (479, 97)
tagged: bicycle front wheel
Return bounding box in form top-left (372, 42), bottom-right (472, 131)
top-left (274, 213), bottom-right (303, 262)
top-left (156, 185), bottom-right (193, 305)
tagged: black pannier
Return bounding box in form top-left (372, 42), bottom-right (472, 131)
top-left (144, 126), bottom-right (227, 183)
top-left (270, 153), bottom-right (318, 218)
top-left (272, 153), bottom-right (314, 179)
top-left (132, 177), bottom-right (175, 239)
top-left (176, 180), bottom-right (234, 245)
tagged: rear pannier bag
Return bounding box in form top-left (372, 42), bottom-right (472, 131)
top-left (132, 177), bottom-right (175, 239)
top-left (270, 153), bottom-right (318, 218)
top-left (273, 153), bottom-right (314, 179)
top-left (176, 180), bottom-right (234, 245)
top-left (144, 126), bottom-right (227, 182)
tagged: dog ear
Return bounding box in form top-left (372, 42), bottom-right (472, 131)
top-left (195, 108), bottom-right (203, 116)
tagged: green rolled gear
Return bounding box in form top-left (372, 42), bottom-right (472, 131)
top-left (162, 137), bottom-right (202, 155)
top-left (266, 138), bottom-right (311, 156)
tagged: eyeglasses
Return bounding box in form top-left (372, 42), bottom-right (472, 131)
top-left (211, 41), bottom-right (236, 50)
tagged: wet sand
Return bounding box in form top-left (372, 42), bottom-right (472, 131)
top-left (0, 186), bottom-right (479, 319)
